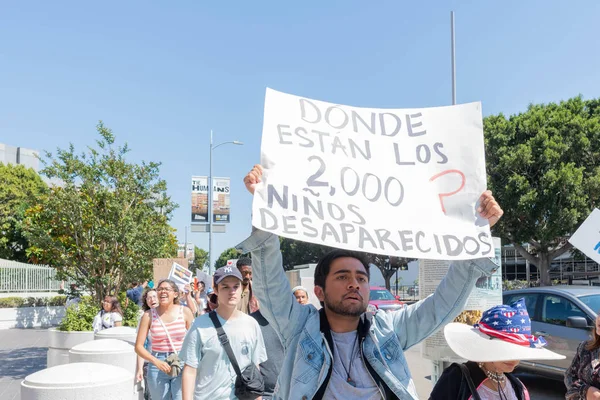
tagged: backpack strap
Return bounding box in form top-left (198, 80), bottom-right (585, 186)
top-left (208, 311), bottom-right (243, 379)
top-left (458, 363), bottom-right (483, 400)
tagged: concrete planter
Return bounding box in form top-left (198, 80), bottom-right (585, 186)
top-left (0, 306), bottom-right (66, 330)
top-left (70, 339), bottom-right (143, 399)
top-left (47, 327), bottom-right (95, 368)
top-left (94, 326), bottom-right (137, 344)
top-left (21, 362), bottom-right (133, 400)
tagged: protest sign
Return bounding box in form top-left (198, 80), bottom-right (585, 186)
top-left (168, 262), bottom-right (193, 288)
top-left (569, 209), bottom-right (600, 264)
top-left (153, 258), bottom-right (188, 282)
top-left (191, 176), bottom-right (208, 222)
top-left (253, 88), bottom-right (493, 260)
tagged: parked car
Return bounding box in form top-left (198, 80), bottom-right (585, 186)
top-left (367, 286), bottom-right (405, 313)
top-left (503, 286), bottom-right (600, 379)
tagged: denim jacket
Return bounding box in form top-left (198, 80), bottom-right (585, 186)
top-left (237, 230), bottom-right (499, 400)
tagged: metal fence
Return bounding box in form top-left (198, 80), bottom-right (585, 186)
top-left (0, 258), bottom-right (63, 293)
top-left (391, 284), bottom-right (420, 301)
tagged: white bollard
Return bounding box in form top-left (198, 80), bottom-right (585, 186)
top-left (94, 326), bottom-right (137, 344)
top-left (69, 339), bottom-right (142, 400)
top-left (47, 328), bottom-right (95, 368)
top-left (21, 362), bottom-right (133, 400)
top-left (69, 339), bottom-right (136, 376)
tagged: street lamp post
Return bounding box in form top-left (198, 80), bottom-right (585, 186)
top-left (208, 130), bottom-right (243, 275)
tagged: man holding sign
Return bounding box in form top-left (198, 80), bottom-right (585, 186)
top-left (238, 165), bottom-right (503, 400)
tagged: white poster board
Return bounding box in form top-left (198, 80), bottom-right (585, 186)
top-left (421, 237), bottom-right (502, 361)
top-left (168, 262), bottom-right (193, 288)
top-left (569, 208), bottom-right (600, 264)
top-left (253, 88), bottom-right (493, 260)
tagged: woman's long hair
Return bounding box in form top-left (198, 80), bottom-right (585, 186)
top-left (586, 317), bottom-right (600, 351)
top-left (105, 295), bottom-right (123, 316)
top-left (156, 279), bottom-right (181, 305)
top-left (141, 288), bottom-right (158, 312)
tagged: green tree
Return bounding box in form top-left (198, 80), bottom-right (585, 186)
top-left (365, 255), bottom-right (413, 291)
top-left (485, 96), bottom-right (600, 285)
top-left (279, 238), bottom-right (413, 290)
top-left (23, 122), bottom-right (178, 301)
top-left (279, 238), bottom-right (332, 270)
top-left (0, 163), bottom-right (47, 262)
top-left (192, 246), bottom-right (208, 273)
top-left (214, 247), bottom-right (249, 271)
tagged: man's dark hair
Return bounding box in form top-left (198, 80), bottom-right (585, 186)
top-left (236, 257), bottom-right (252, 269)
top-left (314, 249), bottom-right (370, 290)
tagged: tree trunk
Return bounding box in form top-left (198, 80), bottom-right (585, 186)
top-left (538, 252), bottom-right (552, 286)
top-left (384, 274), bottom-right (392, 290)
top-left (382, 269), bottom-right (396, 290)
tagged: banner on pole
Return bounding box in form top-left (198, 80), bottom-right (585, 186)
top-left (191, 176), bottom-right (208, 222)
top-left (213, 177), bottom-right (231, 223)
top-left (253, 88), bottom-right (493, 260)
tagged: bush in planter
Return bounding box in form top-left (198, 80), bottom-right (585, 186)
top-left (0, 297), bottom-right (25, 308)
top-left (118, 292), bottom-right (140, 328)
top-left (58, 296), bottom-right (99, 331)
top-left (47, 295), bottom-right (67, 306)
top-left (0, 296), bottom-right (67, 308)
top-left (58, 294), bottom-right (139, 331)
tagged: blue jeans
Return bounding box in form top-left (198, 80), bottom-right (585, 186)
top-left (147, 352), bottom-right (182, 400)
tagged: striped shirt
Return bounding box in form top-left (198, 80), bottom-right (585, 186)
top-left (150, 306), bottom-right (187, 353)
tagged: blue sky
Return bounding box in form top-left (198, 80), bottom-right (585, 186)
top-left (1, 1), bottom-right (599, 268)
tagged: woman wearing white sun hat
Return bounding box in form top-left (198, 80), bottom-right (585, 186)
top-left (429, 298), bottom-right (565, 400)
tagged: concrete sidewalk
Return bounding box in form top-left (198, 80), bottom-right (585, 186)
top-left (0, 328), bottom-right (49, 400)
top-left (405, 345), bottom-right (434, 398)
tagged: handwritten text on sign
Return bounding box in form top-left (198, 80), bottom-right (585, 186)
top-left (252, 88), bottom-right (493, 260)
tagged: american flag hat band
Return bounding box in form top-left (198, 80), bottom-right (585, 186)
top-left (473, 297), bottom-right (548, 349)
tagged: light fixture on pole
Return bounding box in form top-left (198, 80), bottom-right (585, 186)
top-left (208, 130), bottom-right (243, 275)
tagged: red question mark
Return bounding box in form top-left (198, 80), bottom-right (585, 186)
top-left (429, 169), bottom-right (466, 214)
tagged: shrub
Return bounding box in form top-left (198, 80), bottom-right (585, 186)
top-left (58, 296), bottom-right (99, 331)
top-left (118, 292), bottom-right (140, 328)
top-left (0, 297), bottom-right (25, 308)
top-left (0, 296), bottom-right (67, 308)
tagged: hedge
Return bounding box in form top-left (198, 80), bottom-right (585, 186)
top-left (0, 296), bottom-right (67, 309)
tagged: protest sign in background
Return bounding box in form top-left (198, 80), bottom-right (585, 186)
top-left (153, 258), bottom-right (188, 282)
top-left (168, 262), bottom-right (193, 288)
top-left (253, 88), bottom-right (493, 260)
top-left (569, 208), bottom-right (600, 264)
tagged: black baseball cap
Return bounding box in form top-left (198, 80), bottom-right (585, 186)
top-left (213, 266), bottom-right (243, 286)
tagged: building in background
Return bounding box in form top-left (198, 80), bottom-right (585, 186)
top-left (501, 244), bottom-right (599, 284)
top-left (0, 143), bottom-right (39, 171)
top-left (177, 243), bottom-right (195, 266)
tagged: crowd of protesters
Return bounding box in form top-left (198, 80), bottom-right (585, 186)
top-left (88, 164), bottom-right (599, 400)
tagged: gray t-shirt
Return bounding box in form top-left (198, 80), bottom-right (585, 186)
top-left (323, 331), bottom-right (382, 400)
top-left (180, 312), bottom-right (268, 399)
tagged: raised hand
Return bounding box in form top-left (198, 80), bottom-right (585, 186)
top-left (477, 190), bottom-right (503, 228)
top-left (243, 164), bottom-right (263, 195)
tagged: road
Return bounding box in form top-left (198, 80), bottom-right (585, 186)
top-left (405, 345), bottom-right (566, 399)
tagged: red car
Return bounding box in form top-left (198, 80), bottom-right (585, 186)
top-left (367, 286), bottom-right (405, 313)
